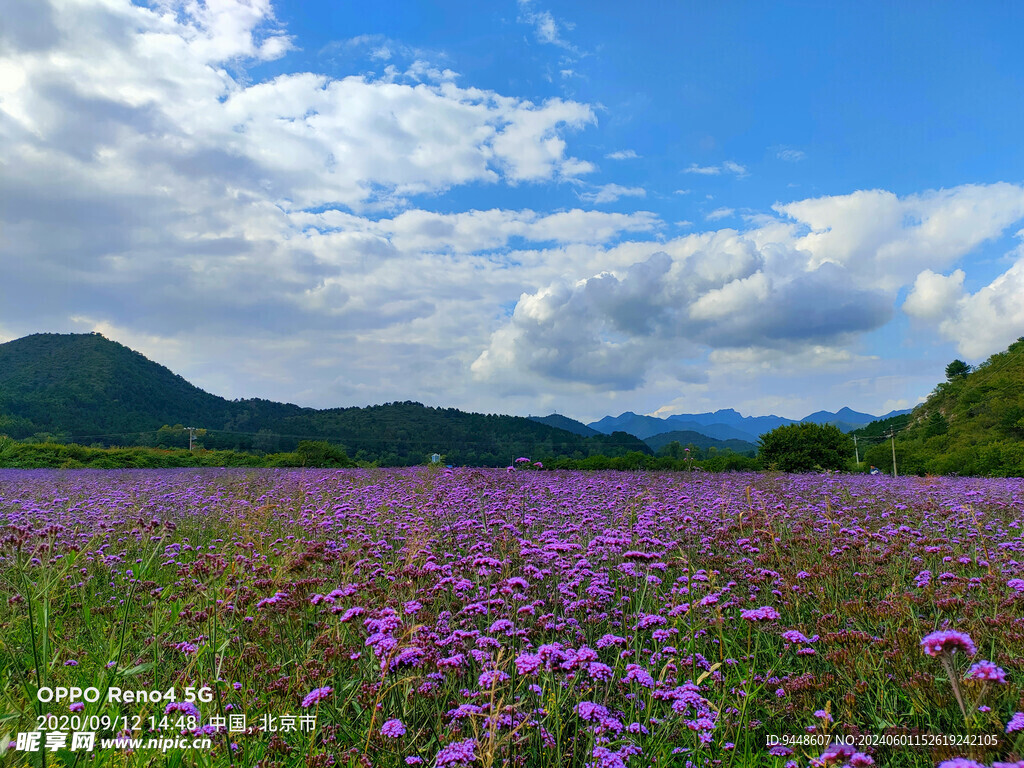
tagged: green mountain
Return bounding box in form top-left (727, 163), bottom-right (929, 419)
top-left (859, 337), bottom-right (1024, 476)
top-left (0, 333), bottom-right (651, 466)
top-left (643, 430), bottom-right (757, 455)
top-left (528, 413), bottom-right (599, 436)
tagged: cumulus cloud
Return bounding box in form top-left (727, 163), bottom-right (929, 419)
top-left (902, 269), bottom-right (966, 321)
top-left (904, 255), bottom-right (1024, 358)
top-left (474, 183), bottom-right (1024, 391)
top-left (776, 184), bottom-right (1024, 291)
top-left (0, 0), bottom-right (596, 217)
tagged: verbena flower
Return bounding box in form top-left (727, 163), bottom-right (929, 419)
top-left (301, 686), bottom-right (332, 708)
top-left (435, 738), bottom-right (477, 767)
top-left (478, 669), bottom-right (510, 688)
top-left (740, 606), bottom-right (780, 621)
top-left (381, 719), bottom-right (406, 738)
top-left (1006, 712), bottom-right (1024, 733)
top-left (965, 660), bottom-right (1007, 683)
top-left (920, 630), bottom-right (977, 657)
top-left (164, 701), bottom-right (201, 719)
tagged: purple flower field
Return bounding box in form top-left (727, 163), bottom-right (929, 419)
top-left (2, 467), bottom-right (1024, 767)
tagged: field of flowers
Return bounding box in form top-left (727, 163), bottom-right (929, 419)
top-left (2, 467), bottom-right (1024, 768)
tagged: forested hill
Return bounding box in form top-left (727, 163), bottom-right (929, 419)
top-left (0, 333), bottom-right (650, 466)
top-left (859, 337), bottom-right (1024, 476)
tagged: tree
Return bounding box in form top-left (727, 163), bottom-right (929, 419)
top-left (924, 410), bottom-right (949, 437)
top-left (294, 440), bottom-right (354, 467)
top-left (758, 422), bottom-right (854, 472)
top-left (945, 359), bottom-right (972, 380)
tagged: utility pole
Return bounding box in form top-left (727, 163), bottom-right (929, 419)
top-left (889, 429), bottom-right (897, 477)
top-left (183, 426), bottom-right (199, 453)
top-left (853, 434), bottom-right (860, 467)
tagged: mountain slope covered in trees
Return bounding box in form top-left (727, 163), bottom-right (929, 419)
top-left (859, 338), bottom-right (1024, 476)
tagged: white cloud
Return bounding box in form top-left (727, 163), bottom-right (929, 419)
top-left (605, 149), bottom-right (640, 160)
top-left (902, 269), bottom-right (966, 321)
top-left (705, 207), bottom-right (734, 221)
top-left (292, 207), bottom-right (660, 251)
top-left (684, 164), bottom-right (721, 175)
top-left (474, 183), bottom-right (1024, 392)
top-left (776, 148), bottom-right (806, 162)
top-left (904, 255), bottom-right (1024, 359)
top-left (578, 183), bottom-right (646, 204)
top-left (517, 0), bottom-right (577, 52)
top-left (0, 0), bottom-right (596, 214)
top-left (721, 160), bottom-right (748, 177)
top-left (776, 184), bottom-right (1024, 291)
top-left (684, 160), bottom-right (747, 177)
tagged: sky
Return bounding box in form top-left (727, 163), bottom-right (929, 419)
top-left (2, 0), bottom-right (1024, 423)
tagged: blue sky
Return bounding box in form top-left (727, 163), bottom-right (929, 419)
top-left (2, 0), bottom-right (1023, 422)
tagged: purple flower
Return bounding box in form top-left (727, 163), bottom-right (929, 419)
top-left (819, 742), bottom-right (855, 762)
top-left (515, 652), bottom-right (542, 675)
top-left (381, 719), bottom-right (406, 738)
top-left (937, 760), bottom-right (986, 768)
top-left (301, 686), bottom-right (333, 708)
top-left (435, 738), bottom-right (477, 767)
top-left (920, 630), bottom-right (977, 657)
top-left (576, 701), bottom-right (610, 721)
top-left (623, 664), bottom-right (655, 688)
top-left (780, 630), bottom-right (816, 644)
top-left (965, 660), bottom-right (1007, 683)
top-left (338, 606), bottom-right (365, 623)
top-left (740, 606), bottom-right (780, 622)
top-left (69, 702), bottom-right (85, 712)
top-left (478, 670), bottom-right (510, 688)
top-left (405, 759), bottom-right (423, 766)
top-left (164, 701), bottom-right (201, 719)
top-left (1006, 712), bottom-right (1024, 733)
top-left (1008, 578), bottom-right (1024, 593)
top-left (64, 659), bottom-right (78, 667)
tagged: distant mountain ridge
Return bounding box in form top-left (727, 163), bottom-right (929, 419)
top-left (643, 430), bottom-right (757, 455)
top-left (528, 414), bottom-right (599, 436)
top-left (0, 333), bottom-right (651, 466)
top-left (586, 406), bottom-right (910, 444)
